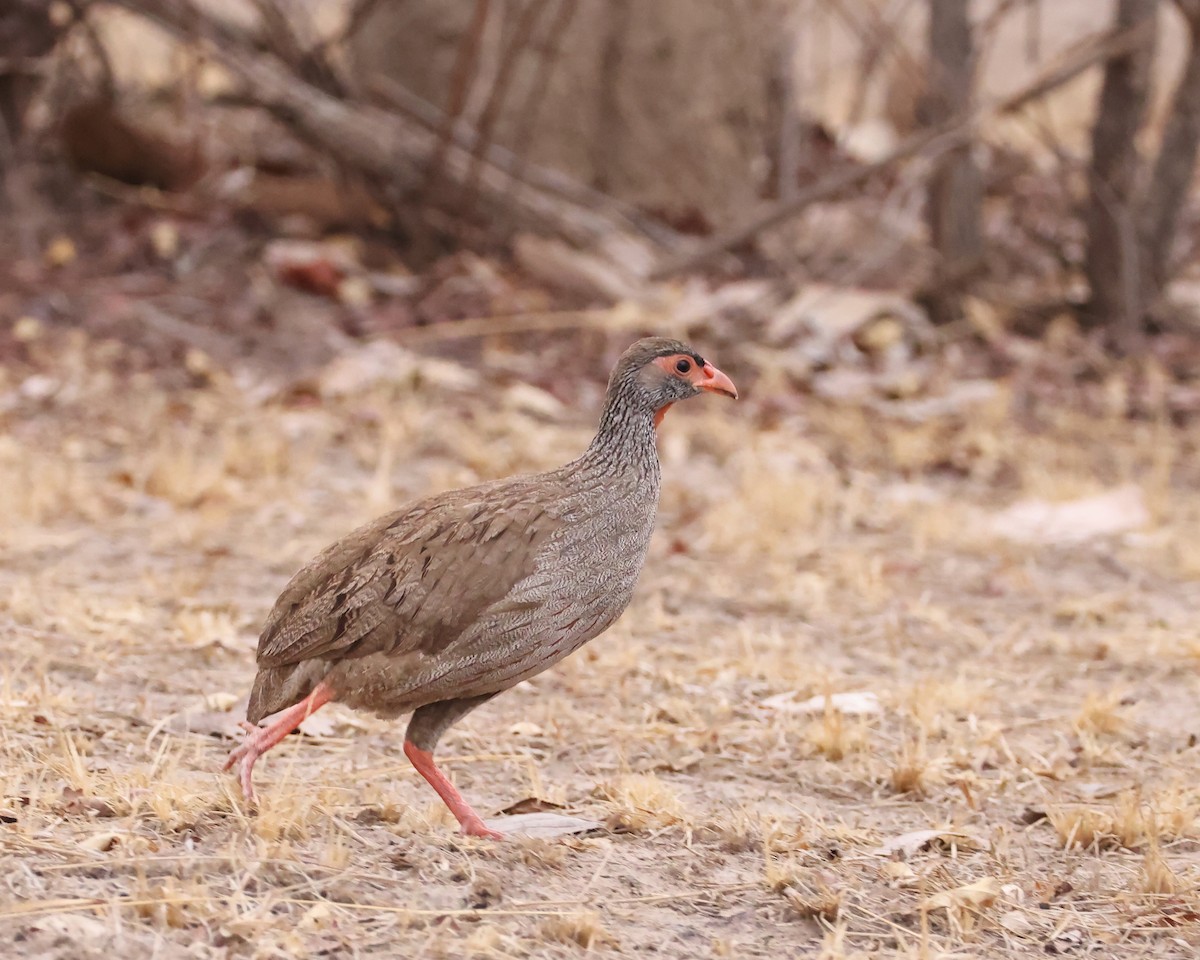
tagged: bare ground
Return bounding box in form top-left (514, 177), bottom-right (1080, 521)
top-left (2, 325), bottom-right (1200, 959)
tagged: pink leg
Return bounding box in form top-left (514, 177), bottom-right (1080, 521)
top-left (224, 683), bottom-right (333, 801)
top-left (403, 740), bottom-right (503, 839)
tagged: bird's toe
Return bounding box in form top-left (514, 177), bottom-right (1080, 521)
top-left (460, 819), bottom-right (504, 840)
top-left (222, 742), bottom-right (249, 771)
top-left (223, 724), bottom-right (263, 771)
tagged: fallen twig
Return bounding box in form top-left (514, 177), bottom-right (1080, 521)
top-left (368, 74), bottom-right (681, 248)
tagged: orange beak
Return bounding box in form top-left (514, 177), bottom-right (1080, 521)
top-left (696, 362), bottom-right (738, 399)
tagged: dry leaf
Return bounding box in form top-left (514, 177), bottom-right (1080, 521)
top-left (499, 797), bottom-right (565, 816)
top-left (657, 750), bottom-right (705, 773)
top-left (150, 221), bottom-right (179, 259)
top-left (298, 902), bottom-right (334, 931)
top-left (1049, 929), bottom-right (1087, 951)
top-left (264, 239), bottom-right (359, 298)
top-left (279, 259), bottom-right (343, 297)
top-left (998, 909), bottom-right (1035, 936)
top-left (880, 861), bottom-right (919, 887)
top-left (203, 692), bottom-right (240, 712)
top-left (79, 831), bottom-right (122, 852)
top-left (59, 787), bottom-right (118, 818)
top-left (874, 380), bottom-right (1000, 423)
top-left (166, 709), bottom-right (244, 738)
top-left (672, 278), bottom-right (780, 332)
top-left (294, 712), bottom-right (343, 738)
top-left (19, 375), bottom-right (59, 402)
top-left (989, 485), bottom-right (1149, 544)
top-left (13, 316), bottom-right (41, 342)
top-left (873, 828), bottom-right (984, 858)
top-left (514, 234), bottom-right (644, 301)
top-left (484, 812), bottom-right (603, 839)
top-left (504, 383), bottom-right (566, 418)
top-left (337, 276), bottom-right (374, 307)
top-left (923, 876), bottom-right (1001, 912)
top-left (44, 236), bottom-right (77, 267)
top-left (318, 340), bottom-right (472, 397)
top-left (33, 914), bottom-right (111, 940)
top-left (809, 368), bottom-right (876, 402)
top-left (762, 691), bottom-right (882, 716)
top-left (303, 702), bottom-right (371, 736)
top-left (768, 285), bottom-right (928, 361)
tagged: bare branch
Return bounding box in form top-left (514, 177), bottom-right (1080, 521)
top-left (109, 0), bottom-right (684, 271)
top-left (650, 23), bottom-right (1145, 281)
top-left (463, 0), bottom-right (551, 211)
top-left (506, 0), bottom-right (577, 197)
top-left (1175, 0), bottom-right (1200, 28)
top-left (427, 0), bottom-right (492, 196)
top-left (338, 0), bottom-right (389, 44)
top-left (64, 0), bottom-right (117, 99)
top-left (368, 73), bottom-right (681, 246)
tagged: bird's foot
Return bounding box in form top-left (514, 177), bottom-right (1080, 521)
top-left (221, 688), bottom-right (335, 805)
top-left (402, 739), bottom-right (503, 840)
top-left (459, 816), bottom-right (504, 840)
top-left (223, 721), bottom-right (267, 802)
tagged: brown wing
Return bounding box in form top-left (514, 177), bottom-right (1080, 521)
top-left (254, 478), bottom-right (563, 669)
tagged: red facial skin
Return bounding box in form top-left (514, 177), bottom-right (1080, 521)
top-left (650, 354), bottom-right (738, 426)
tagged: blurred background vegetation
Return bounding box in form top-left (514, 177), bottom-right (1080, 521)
top-left (2, 0), bottom-right (1200, 402)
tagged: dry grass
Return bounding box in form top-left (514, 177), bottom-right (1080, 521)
top-left (539, 911), bottom-right (618, 950)
top-left (3, 329), bottom-right (1200, 958)
top-left (1049, 787), bottom-right (1200, 852)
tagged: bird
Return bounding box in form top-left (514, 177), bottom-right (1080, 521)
top-left (224, 337), bottom-right (737, 838)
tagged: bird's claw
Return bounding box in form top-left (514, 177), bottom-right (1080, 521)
top-left (223, 732), bottom-right (253, 770)
top-left (223, 722), bottom-right (268, 802)
top-left (459, 818), bottom-right (504, 840)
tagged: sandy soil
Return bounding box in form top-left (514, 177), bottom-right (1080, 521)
top-left (2, 321), bottom-right (1199, 959)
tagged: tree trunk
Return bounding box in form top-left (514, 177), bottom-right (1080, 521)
top-left (0, 1), bottom-right (60, 159)
top-left (1138, 1), bottom-right (1200, 306)
top-left (922, 0), bottom-right (984, 326)
top-left (1083, 0), bottom-right (1158, 350)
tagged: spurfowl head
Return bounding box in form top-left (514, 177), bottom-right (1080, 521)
top-left (606, 337), bottom-right (737, 424)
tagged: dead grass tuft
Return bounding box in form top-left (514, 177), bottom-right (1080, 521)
top-left (461, 925), bottom-right (508, 956)
top-left (1139, 843), bottom-right (1183, 895)
top-left (1073, 689), bottom-right (1128, 737)
top-left (539, 911), bottom-right (617, 950)
top-left (889, 734), bottom-right (941, 797)
top-left (766, 853), bottom-right (842, 921)
top-left (710, 809), bottom-right (808, 855)
top-left (1050, 787), bottom-right (1200, 850)
top-left (781, 876), bottom-right (842, 922)
top-left (804, 706), bottom-right (869, 762)
top-left (595, 773), bottom-right (687, 832)
top-left (513, 836), bottom-right (570, 869)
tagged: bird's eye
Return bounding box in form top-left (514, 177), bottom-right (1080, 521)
top-left (675, 358), bottom-right (691, 374)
